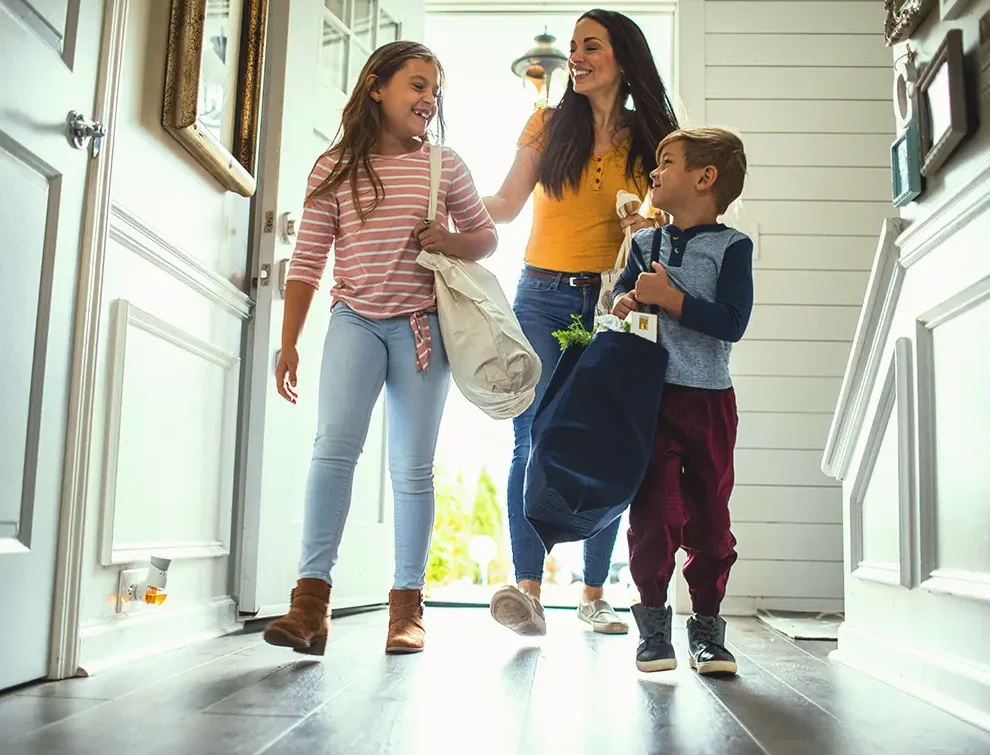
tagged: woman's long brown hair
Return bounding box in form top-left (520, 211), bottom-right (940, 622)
top-left (305, 41), bottom-right (446, 222)
top-left (540, 10), bottom-right (678, 200)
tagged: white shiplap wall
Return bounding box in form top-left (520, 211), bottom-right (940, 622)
top-left (676, 0), bottom-right (894, 613)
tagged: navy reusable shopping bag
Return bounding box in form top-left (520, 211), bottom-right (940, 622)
top-left (523, 235), bottom-right (670, 552)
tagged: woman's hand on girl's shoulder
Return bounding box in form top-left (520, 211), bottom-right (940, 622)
top-left (414, 219), bottom-right (452, 254)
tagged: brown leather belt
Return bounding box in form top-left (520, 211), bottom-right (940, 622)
top-left (523, 267), bottom-right (602, 287)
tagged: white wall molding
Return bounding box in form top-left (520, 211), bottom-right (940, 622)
top-left (108, 203), bottom-right (253, 321)
top-left (51, 0), bottom-right (130, 680)
top-left (99, 299), bottom-right (240, 566)
top-left (713, 595), bottom-right (845, 618)
top-left (832, 623), bottom-right (990, 733)
top-left (848, 337), bottom-right (915, 588)
top-left (915, 274), bottom-right (990, 603)
top-left (822, 217), bottom-right (902, 480)
top-left (923, 569), bottom-right (990, 604)
top-left (893, 337), bottom-right (917, 590)
top-left (898, 161), bottom-right (990, 269)
top-left (76, 597), bottom-right (240, 676)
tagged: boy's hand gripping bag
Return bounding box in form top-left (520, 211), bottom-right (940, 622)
top-left (523, 233), bottom-right (669, 551)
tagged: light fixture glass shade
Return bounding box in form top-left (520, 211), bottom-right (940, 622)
top-left (511, 30), bottom-right (568, 102)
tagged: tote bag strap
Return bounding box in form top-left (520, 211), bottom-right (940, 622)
top-left (650, 226), bottom-right (663, 265)
top-left (427, 144), bottom-right (442, 222)
top-left (639, 229), bottom-right (666, 316)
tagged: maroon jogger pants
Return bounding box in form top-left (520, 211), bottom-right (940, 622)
top-left (627, 384), bottom-right (739, 616)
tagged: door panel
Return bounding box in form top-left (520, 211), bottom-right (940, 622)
top-left (0, 0), bottom-right (103, 689)
top-left (5, 0), bottom-right (71, 54)
top-left (0, 145), bottom-right (54, 544)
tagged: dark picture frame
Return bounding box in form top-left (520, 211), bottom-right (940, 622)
top-left (917, 28), bottom-right (971, 177)
top-left (162, 0), bottom-right (269, 197)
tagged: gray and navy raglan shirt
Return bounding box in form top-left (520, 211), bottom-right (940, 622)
top-left (612, 224), bottom-right (754, 390)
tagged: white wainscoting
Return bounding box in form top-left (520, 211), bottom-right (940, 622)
top-left (822, 218), bottom-right (903, 480)
top-left (898, 162), bottom-right (990, 269)
top-left (77, 597), bottom-right (239, 677)
top-left (99, 299), bottom-right (240, 566)
top-left (832, 622), bottom-right (990, 734)
top-left (916, 275), bottom-right (990, 605)
top-left (108, 203), bottom-right (252, 319)
top-left (848, 337), bottom-right (914, 588)
top-left (822, 1), bottom-right (990, 730)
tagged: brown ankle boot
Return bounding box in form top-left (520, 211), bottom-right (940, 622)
top-left (386, 589), bottom-right (425, 654)
top-left (263, 578), bottom-right (331, 656)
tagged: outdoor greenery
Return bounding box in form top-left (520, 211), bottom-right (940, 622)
top-left (426, 467), bottom-right (509, 587)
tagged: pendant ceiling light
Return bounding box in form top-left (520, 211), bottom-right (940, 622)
top-left (511, 29), bottom-right (568, 104)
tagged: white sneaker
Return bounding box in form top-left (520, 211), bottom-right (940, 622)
top-left (490, 585), bottom-right (547, 636)
top-left (577, 599), bottom-right (629, 634)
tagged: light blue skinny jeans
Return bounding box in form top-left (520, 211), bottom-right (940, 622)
top-left (298, 303), bottom-right (450, 590)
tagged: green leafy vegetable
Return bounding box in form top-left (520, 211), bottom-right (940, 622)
top-left (552, 314), bottom-right (593, 351)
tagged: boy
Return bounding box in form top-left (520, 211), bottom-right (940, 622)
top-left (610, 128), bottom-right (752, 676)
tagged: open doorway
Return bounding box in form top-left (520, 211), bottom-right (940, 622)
top-left (421, 8), bottom-right (675, 609)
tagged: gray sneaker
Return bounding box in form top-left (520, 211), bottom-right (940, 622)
top-left (631, 604), bottom-right (677, 672)
top-left (687, 614), bottom-right (737, 676)
top-left (577, 599), bottom-right (629, 634)
top-left (490, 585), bottom-right (547, 636)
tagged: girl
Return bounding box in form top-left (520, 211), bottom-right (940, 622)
top-left (484, 10), bottom-right (678, 639)
top-left (264, 41), bottom-right (497, 656)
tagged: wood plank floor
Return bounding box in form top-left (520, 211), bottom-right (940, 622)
top-left (3, 608), bottom-right (989, 755)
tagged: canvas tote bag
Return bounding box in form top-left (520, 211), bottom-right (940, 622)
top-left (416, 146), bottom-right (542, 420)
top-left (596, 189), bottom-right (644, 316)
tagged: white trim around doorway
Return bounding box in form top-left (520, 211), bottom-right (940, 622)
top-left (49, 0), bottom-right (130, 680)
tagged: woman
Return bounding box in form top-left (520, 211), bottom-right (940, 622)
top-left (485, 9), bottom-right (678, 636)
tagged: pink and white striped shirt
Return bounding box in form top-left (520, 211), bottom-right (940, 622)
top-left (287, 143), bottom-right (496, 371)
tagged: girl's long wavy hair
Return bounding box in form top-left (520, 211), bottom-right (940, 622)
top-left (539, 9), bottom-right (679, 200)
top-left (305, 41), bottom-right (446, 221)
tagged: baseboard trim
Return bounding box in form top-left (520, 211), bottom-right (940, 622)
top-left (831, 623), bottom-right (990, 733)
top-left (709, 596), bottom-right (845, 617)
top-left (76, 597), bottom-right (241, 676)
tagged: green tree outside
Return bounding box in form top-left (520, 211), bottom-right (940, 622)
top-left (426, 466), bottom-right (509, 587)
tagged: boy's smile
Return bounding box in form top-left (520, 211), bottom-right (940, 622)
top-left (649, 141), bottom-right (691, 214)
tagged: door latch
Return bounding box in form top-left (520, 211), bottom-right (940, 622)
top-left (253, 263), bottom-right (272, 288)
top-left (66, 110), bottom-right (107, 158)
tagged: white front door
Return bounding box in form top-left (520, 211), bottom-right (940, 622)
top-left (237, 0), bottom-right (423, 618)
top-left (0, 0), bottom-right (104, 689)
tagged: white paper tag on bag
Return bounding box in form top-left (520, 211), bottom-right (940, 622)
top-left (624, 311), bottom-right (658, 342)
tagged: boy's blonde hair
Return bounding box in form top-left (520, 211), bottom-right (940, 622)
top-left (656, 128), bottom-right (747, 214)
